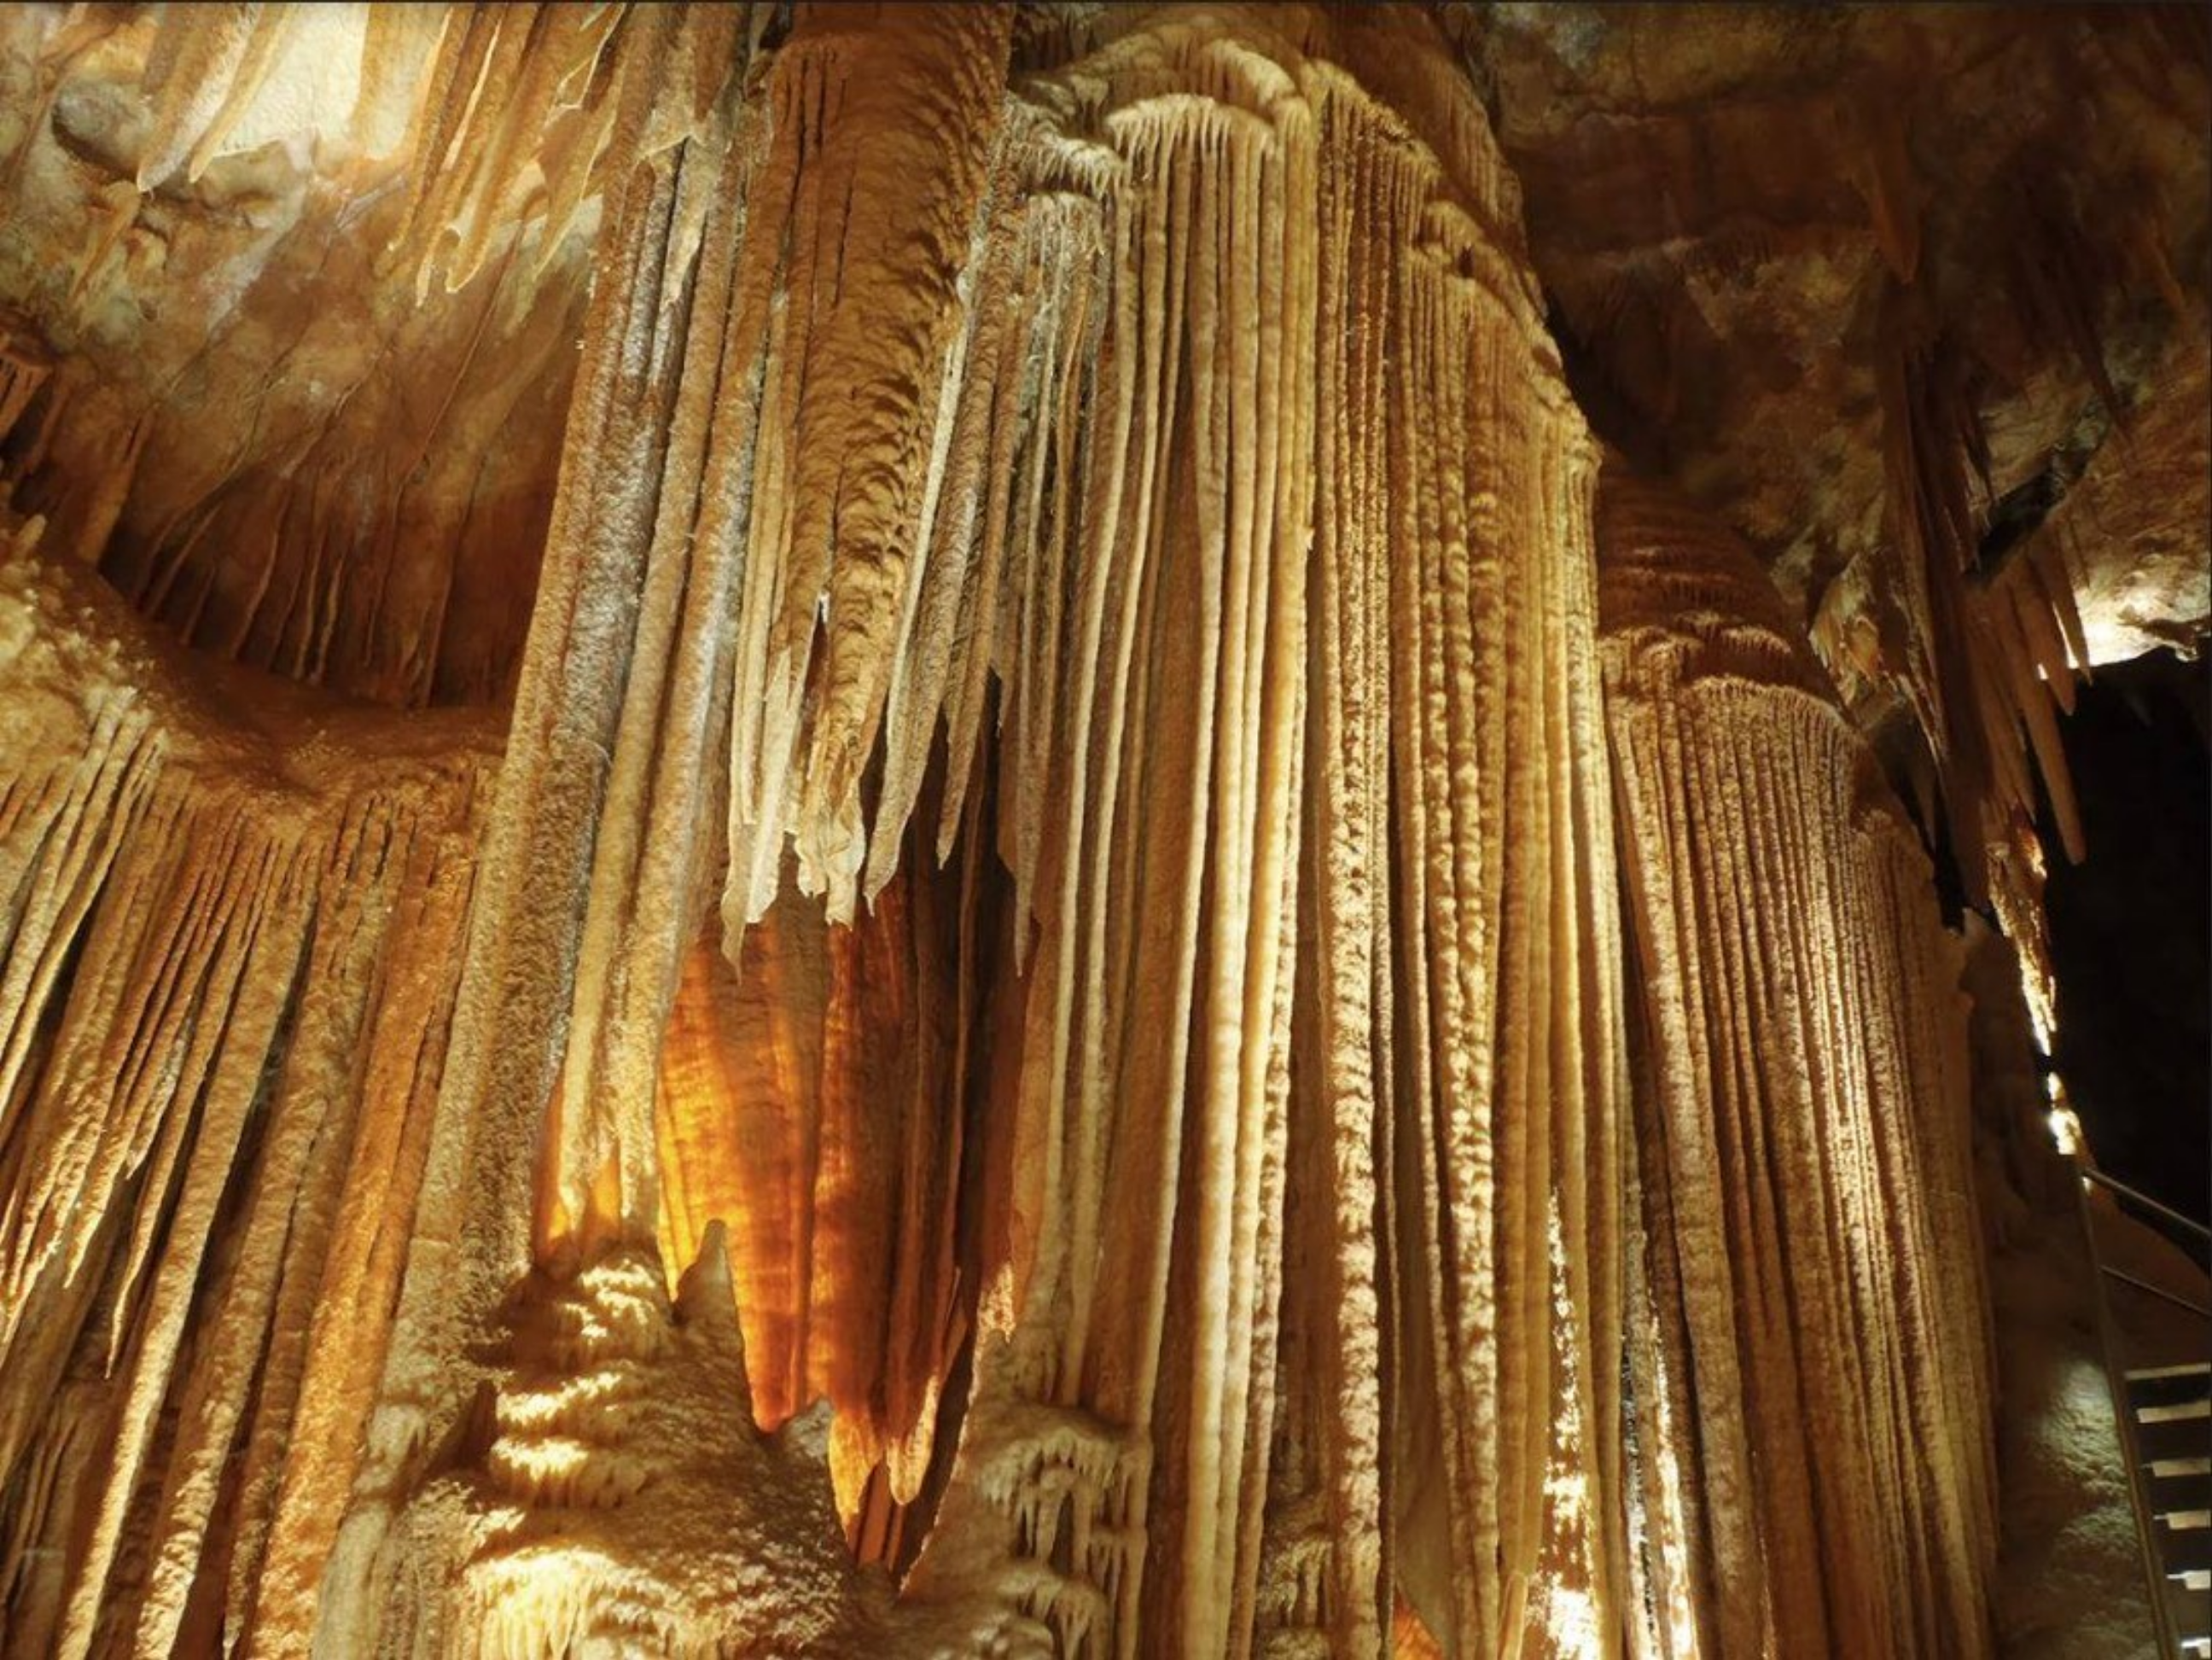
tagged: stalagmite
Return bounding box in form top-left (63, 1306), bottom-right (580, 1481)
top-left (1598, 470), bottom-right (1999, 1658)
top-left (7, 3), bottom-right (2193, 1656)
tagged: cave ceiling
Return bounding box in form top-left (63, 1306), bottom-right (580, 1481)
top-left (1464, 3), bottom-right (2209, 667)
top-left (2, 3), bottom-right (2203, 729)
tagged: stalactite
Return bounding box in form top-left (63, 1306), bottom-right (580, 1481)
top-left (1599, 469), bottom-right (1999, 1659)
top-left (652, 763), bottom-right (1012, 1542)
top-left (0, 1), bottom-right (706, 711)
top-left (0, 6), bottom-right (2037, 1657)
top-left (1868, 279), bottom-right (2100, 1038)
top-left (0, 529), bottom-right (494, 1655)
top-left (0, 338), bottom-right (47, 454)
top-left (1842, 90), bottom-right (1924, 286)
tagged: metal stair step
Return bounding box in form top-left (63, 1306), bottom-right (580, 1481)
top-left (2128, 1364), bottom-right (2212, 1413)
top-left (2073, 1169), bottom-right (2209, 1656)
top-left (2150, 1471), bottom-right (2212, 1516)
top-left (2133, 1389), bottom-right (2212, 1424)
top-left (2159, 1514), bottom-right (2212, 1575)
top-left (2142, 1399), bottom-right (2212, 1426)
top-left (2168, 1576), bottom-right (2211, 1646)
top-left (2139, 1416), bottom-right (2212, 1465)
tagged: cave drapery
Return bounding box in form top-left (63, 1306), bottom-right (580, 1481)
top-left (0, 3), bottom-right (2197, 1656)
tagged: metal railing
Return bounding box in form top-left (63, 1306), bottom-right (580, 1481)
top-left (2072, 1158), bottom-right (2212, 1659)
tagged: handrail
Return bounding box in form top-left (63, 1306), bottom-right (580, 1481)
top-left (2081, 1167), bottom-right (2212, 1246)
top-left (2100, 1265), bottom-right (2212, 1322)
top-left (2075, 1154), bottom-right (2183, 1658)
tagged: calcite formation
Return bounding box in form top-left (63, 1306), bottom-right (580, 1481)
top-left (0, 529), bottom-right (496, 1657)
top-left (0, 3), bottom-right (2196, 1657)
top-left (1598, 474), bottom-right (1997, 1657)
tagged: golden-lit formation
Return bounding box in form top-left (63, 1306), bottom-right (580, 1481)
top-left (0, 541), bottom-right (495, 1655)
top-left (1598, 473), bottom-right (1998, 1657)
top-left (0, 4), bottom-right (2202, 1657)
top-left (425, 8), bottom-right (1634, 1648)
